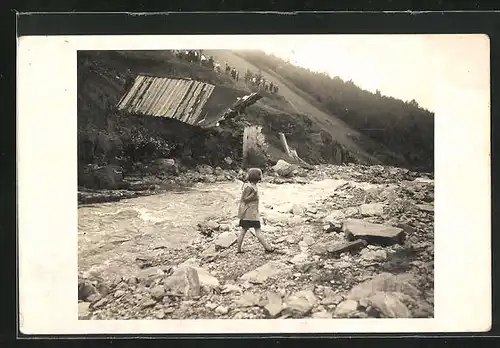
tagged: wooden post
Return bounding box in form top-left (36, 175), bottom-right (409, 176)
top-left (279, 132), bottom-right (292, 156)
top-left (242, 127), bottom-right (250, 167)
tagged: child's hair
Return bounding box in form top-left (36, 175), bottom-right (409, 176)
top-left (246, 168), bottom-right (263, 183)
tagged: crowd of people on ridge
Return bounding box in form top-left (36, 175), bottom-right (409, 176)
top-left (174, 50), bottom-right (280, 95)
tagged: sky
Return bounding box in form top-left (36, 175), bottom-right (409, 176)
top-left (258, 35), bottom-right (489, 112)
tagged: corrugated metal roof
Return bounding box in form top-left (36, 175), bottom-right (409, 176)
top-left (117, 75), bottom-right (216, 125)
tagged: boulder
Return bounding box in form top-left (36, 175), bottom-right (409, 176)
top-left (366, 292), bottom-right (411, 318)
top-left (91, 165), bottom-right (125, 190)
top-left (343, 219), bottom-right (405, 245)
top-left (334, 300), bottom-right (359, 317)
top-left (235, 292), bottom-right (261, 307)
top-left (193, 267), bottom-right (220, 289)
top-left (326, 239), bottom-right (367, 257)
top-left (284, 290), bottom-right (318, 316)
top-left (273, 160), bottom-right (296, 177)
top-left (347, 273), bottom-right (421, 300)
top-left (197, 164), bottom-right (214, 175)
top-left (155, 158), bottom-right (178, 174)
top-left (264, 292), bottom-right (283, 318)
top-left (312, 311), bottom-right (333, 319)
top-left (215, 232), bottom-right (238, 250)
top-left (164, 266), bottom-right (201, 298)
top-left (240, 261), bottom-right (288, 284)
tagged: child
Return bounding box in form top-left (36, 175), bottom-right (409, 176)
top-left (236, 168), bottom-right (274, 253)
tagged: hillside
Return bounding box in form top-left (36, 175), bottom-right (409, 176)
top-left (77, 49), bottom-right (434, 194)
top-left (78, 50), bottom-right (354, 185)
top-left (232, 50), bottom-right (435, 172)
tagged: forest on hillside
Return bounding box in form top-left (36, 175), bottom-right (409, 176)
top-left (238, 51), bottom-right (435, 172)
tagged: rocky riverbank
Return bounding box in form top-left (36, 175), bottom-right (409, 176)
top-left (78, 163), bottom-right (434, 320)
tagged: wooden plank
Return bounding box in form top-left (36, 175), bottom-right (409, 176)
top-left (143, 77), bottom-right (167, 116)
top-left (122, 75), bottom-right (147, 112)
top-left (117, 76), bottom-right (143, 110)
top-left (179, 82), bottom-right (203, 123)
top-left (131, 76), bottom-right (154, 114)
top-left (147, 78), bottom-right (168, 116)
top-left (156, 79), bottom-right (180, 116)
top-left (138, 77), bottom-right (162, 114)
top-left (189, 84), bottom-right (215, 124)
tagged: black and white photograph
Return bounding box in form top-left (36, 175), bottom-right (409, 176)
top-left (17, 32), bottom-right (490, 334)
top-left (77, 39), bottom-right (437, 321)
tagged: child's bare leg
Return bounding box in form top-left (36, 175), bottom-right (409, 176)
top-left (236, 227), bottom-right (248, 253)
top-left (254, 228), bottom-right (273, 252)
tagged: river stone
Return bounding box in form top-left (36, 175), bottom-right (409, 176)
top-left (164, 266), bottom-right (200, 298)
top-left (264, 292), bottom-right (283, 318)
top-left (312, 311), bottom-right (333, 319)
top-left (416, 204), bottom-right (434, 212)
top-left (273, 160), bottom-right (296, 177)
top-left (197, 164), bottom-right (214, 175)
top-left (284, 290), bottom-right (318, 316)
top-left (366, 292), bottom-right (411, 318)
top-left (241, 261), bottom-right (287, 284)
top-left (235, 292), bottom-right (261, 307)
top-left (334, 300), bottom-right (359, 317)
top-left (347, 273), bottom-right (420, 300)
top-left (290, 253), bottom-right (309, 265)
top-left (215, 305), bottom-right (229, 315)
top-left (360, 248), bottom-right (388, 262)
top-left (323, 210), bottom-right (345, 223)
top-left (292, 204), bottom-right (307, 215)
top-left (359, 203), bottom-right (385, 216)
top-left (201, 245), bottom-right (219, 262)
top-left (150, 286), bottom-right (166, 301)
top-left (215, 232), bottom-right (238, 250)
top-left (343, 219), bottom-right (405, 245)
top-left (136, 267), bottom-right (165, 282)
top-left (193, 267), bottom-right (220, 289)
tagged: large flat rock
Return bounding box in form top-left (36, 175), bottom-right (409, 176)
top-left (343, 219), bottom-right (405, 245)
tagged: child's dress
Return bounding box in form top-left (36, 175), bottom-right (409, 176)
top-left (237, 182), bottom-right (261, 229)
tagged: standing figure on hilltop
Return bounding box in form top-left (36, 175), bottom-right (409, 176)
top-left (236, 168), bottom-right (274, 253)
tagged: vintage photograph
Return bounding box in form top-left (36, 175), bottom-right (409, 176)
top-left (77, 39), bottom-right (435, 320)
